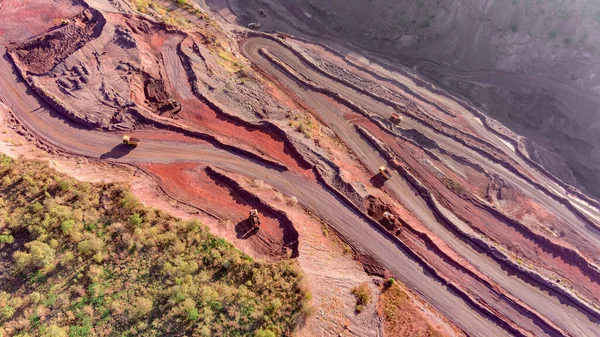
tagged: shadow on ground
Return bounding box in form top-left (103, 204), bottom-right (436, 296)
top-left (100, 144), bottom-right (135, 159)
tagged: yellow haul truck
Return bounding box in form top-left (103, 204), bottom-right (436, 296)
top-left (122, 135), bottom-right (141, 147)
top-left (379, 166), bottom-right (391, 180)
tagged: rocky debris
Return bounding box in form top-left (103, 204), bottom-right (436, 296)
top-left (364, 195), bottom-right (402, 232)
top-left (9, 8), bottom-right (105, 74)
top-left (356, 254), bottom-right (387, 277)
top-left (248, 22), bottom-right (261, 29)
top-left (114, 25), bottom-right (137, 48)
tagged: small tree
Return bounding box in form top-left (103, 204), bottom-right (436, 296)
top-left (13, 240), bottom-right (55, 271)
top-left (41, 325), bottom-right (68, 337)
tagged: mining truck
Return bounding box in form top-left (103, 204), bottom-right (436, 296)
top-left (249, 209), bottom-right (261, 231)
top-left (379, 166), bottom-right (391, 180)
top-left (122, 135), bottom-right (141, 147)
top-left (389, 113), bottom-right (402, 125)
top-left (276, 32), bottom-right (288, 40)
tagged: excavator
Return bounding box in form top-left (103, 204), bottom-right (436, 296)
top-left (122, 135), bottom-right (141, 147)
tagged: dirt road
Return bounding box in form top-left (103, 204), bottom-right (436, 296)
top-left (0, 46), bottom-right (513, 336)
top-left (239, 37), bottom-right (600, 337)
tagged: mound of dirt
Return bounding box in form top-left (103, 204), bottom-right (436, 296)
top-left (9, 8), bottom-right (104, 74)
top-left (364, 195), bottom-right (401, 232)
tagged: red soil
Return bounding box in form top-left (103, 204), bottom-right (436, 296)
top-left (139, 162), bottom-right (292, 258)
top-left (357, 118), bottom-right (600, 305)
top-left (175, 98), bottom-right (311, 175)
top-left (0, 0), bottom-right (84, 43)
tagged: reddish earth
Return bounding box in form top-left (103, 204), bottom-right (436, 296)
top-left (175, 97), bottom-right (314, 177)
top-left (139, 162), bottom-right (297, 259)
top-left (4, 1), bottom-right (600, 336)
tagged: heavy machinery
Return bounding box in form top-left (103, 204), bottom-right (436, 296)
top-left (276, 32), bottom-right (289, 40)
top-left (389, 113), bottom-right (402, 125)
top-left (249, 209), bottom-right (261, 231)
top-left (390, 158), bottom-right (402, 169)
top-left (122, 135), bottom-right (141, 147)
top-left (382, 211), bottom-right (397, 227)
top-left (379, 166), bottom-right (391, 180)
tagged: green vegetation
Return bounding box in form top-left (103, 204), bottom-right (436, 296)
top-left (351, 282), bottom-right (372, 313)
top-left (289, 115), bottom-right (317, 139)
top-left (0, 155), bottom-right (309, 336)
top-left (442, 177), bottom-right (467, 197)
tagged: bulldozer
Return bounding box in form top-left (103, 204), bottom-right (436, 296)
top-left (379, 166), bottom-right (391, 180)
top-left (122, 135), bottom-right (141, 147)
top-left (389, 112), bottom-right (402, 125)
top-left (249, 209), bottom-right (261, 231)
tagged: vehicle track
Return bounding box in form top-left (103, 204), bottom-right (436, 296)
top-left (239, 36), bottom-right (600, 337)
top-left (0, 46), bottom-right (510, 337)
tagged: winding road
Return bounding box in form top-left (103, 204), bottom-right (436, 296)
top-left (239, 37), bottom-right (600, 337)
top-left (0, 46), bottom-right (511, 337)
top-left (2, 17), bottom-right (600, 335)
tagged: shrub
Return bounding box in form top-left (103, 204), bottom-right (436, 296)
top-left (0, 234), bottom-right (14, 244)
top-left (1, 305), bottom-right (15, 320)
top-left (42, 325), bottom-right (68, 337)
top-left (255, 329), bottom-right (276, 337)
top-left (133, 297), bottom-right (153, 317)
top-left (186, 306), bottom-right (199, 322)
top-left (14, 241), bottom-right (56, 271)
top-left (351, 282), bottom-right (372, 312)
top-left (77, 236), bottom-right (103, 256)
top-left (129, 213), bottom-right (143, 228)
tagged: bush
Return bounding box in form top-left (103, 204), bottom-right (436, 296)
top-left (42, 325), bottom-right (68, 337)
top-left (351, 282), bottom-right (372, 312)
top-left (13, 241), bottom-right (56, 271)
top-left (133, 297), bottom-right (153, 317)
top-left (186, 306), bottom-right (199, 322)
top-left (0, 234), bottom-right (14, 244)
top-left (129, 213), bottom-right (143, 228)
top-left (255, 329), bottom-right (276, 337)
top-left (77, 236), bottom-right (103, 256)
top-left (1, 305), bottom-right (15, 320)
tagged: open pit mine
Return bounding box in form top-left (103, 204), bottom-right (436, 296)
top-left (1, 0), bottom-right (600, 336)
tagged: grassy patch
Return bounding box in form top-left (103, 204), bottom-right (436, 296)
top-left (289, 115), bottom-right (317, 139)
top-left (0, 155), bottom-right (309, 336)
top-left (351, 282), bottom-right (372, 313)
top-left (441, 177), bottom-right (467, 196)
top-left (379, 282), bottom-right (443, 337)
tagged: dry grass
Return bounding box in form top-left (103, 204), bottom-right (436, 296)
top-left (379, 282), bottom-right (445, 337)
